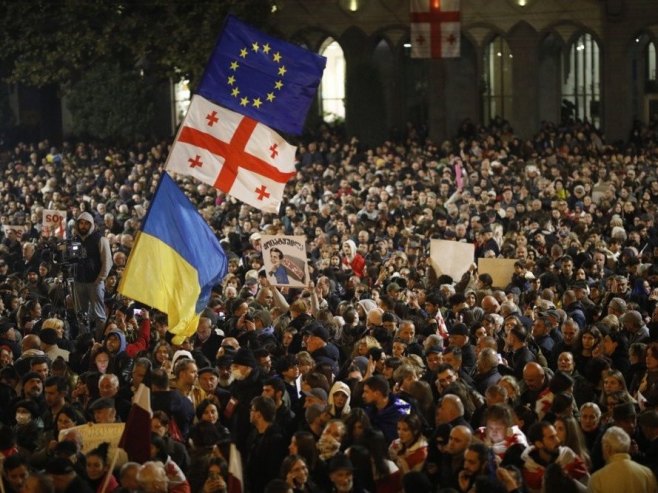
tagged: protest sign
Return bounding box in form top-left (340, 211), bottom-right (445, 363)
top-left (2, 225), bottom-right (27, 239)
top-left (430, 240), bottom-right (474, 281)
top-left (478, 257), bottom-right (518, 288)
top-left (43, 209), bottom-right (67, 238)
top-left (59, 422), bottom-right (125, 454)
top-left (261, 235), bottom-right (309, 287)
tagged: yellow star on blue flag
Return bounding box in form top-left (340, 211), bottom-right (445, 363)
top-left (197, 15), bottom-right (326, 136)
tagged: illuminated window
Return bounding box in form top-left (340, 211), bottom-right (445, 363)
top-left (173, 78), bottom-right (191, 126)
top-left (563, 33), bottom-right (600, 126)
top-left (483, 36), bottom-right (514, 123)
top-left (319, 38), bottom-right (345, 122)
top-left (648, 41), bottom-right (656, 81)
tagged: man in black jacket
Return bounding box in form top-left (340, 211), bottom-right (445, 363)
top-left (228, 347), bottom-right (264, 454)
top-left (245, 396), bottom-right (287, 493)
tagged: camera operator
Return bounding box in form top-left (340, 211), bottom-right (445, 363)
top-left (73, 212), bottom-right (112, 338)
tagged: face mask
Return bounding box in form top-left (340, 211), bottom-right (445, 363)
top-left (231, 369), bottom-right (245, 381)
top-left (15, 412), bottom-right (31, 425)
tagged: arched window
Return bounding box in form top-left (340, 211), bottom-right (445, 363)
top-left (319, 38), bottom-right (345, 122)
top-left (483, 36), bottom-right (513, 123)
top-left (648, 41), bottom-right (656, 81)
top-left (563, 33), bottom-right (600, 126)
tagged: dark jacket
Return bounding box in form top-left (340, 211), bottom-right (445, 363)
top-left (245, 423), bottom-right (288, 493)
top-left (473, 367), bottom-right (502, 395)
top-left (228, 367), bottom-right (264, 454)
top-left (151, 389), bottom-right (195, 439)
top-left (511, 346), bottom-right (536, 380)
top-left (366, 396), bottom-right (411, 444)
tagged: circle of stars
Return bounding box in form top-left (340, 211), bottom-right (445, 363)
top-left (228, 41), bottom-right (285, 110)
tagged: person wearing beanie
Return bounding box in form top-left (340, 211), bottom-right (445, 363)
top-left (229, 347), bottom-right (265, 454)
top-left (73, 211), bottom-right (113, 339)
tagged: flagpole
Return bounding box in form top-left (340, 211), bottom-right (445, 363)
top-left (100, 447), bottom-right (120, 493)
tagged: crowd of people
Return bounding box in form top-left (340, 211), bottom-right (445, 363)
top-left (0, 116), bottom-right (658, 493)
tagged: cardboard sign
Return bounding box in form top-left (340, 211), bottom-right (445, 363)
top-left (59, 422), bottom-right (125, 454)
top-left (2, 225), bottom-right (27, 239)
top-left (430, 240), bottom-right (474, 282)
top-left (478, 257), bottom-right (518, 288)
top-left (261, 235), bottom-right (310, 287)
top-left (43, 209), bottom-right (67, 239)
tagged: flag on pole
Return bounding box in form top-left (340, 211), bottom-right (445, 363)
top-left (118, 173), bottom-right (228, 344)
top-left (227, 443), bottom-right (244, 493)
top-left (166, 94), bottom-right (297, 213)
top-left (118, 383), bottom-right (152, 464)
top-left (198, 15), bottom-right (326, 136)
top-left (410, 0), bottom-right (461, 58)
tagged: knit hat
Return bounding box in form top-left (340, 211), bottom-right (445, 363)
top-left (232, 348), bottom-right (257, 368)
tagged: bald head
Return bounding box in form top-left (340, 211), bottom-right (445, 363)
top-left (22, 334), bottom-right (41, 351)
top-left (437, 394), bottom-right (465, 424)
top-left (446, 425), bottom-right (472, 455)
top-left (481, 296), bottom-right (500, 314)
top-left (523, 362), bottom-right (545, 391)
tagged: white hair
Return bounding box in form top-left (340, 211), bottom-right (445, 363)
top-left (602, 426), bottom-right (631, 455)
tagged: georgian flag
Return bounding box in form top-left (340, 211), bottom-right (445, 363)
top-left (410, 0), bottom-right (461, 59)
top-left (166, 95), bottom-right (297, 213)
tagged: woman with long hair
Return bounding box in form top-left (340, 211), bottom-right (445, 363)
top-left (574, 327), bottom-right (602, 375)
top-left (555, 415), bottom-right (591, 470)
top-left (599, 369), bottom-right (633, 413)
top-left (85, 442), bottom-right (119, 492)
top-left (151, 340), bottom-right (173, 372)
top-left (388, 414), bottom-right (428, 474)
top-left (636, 342), bottom-right (658, 409)
top-left (280, 455), bottom-right (317, 492)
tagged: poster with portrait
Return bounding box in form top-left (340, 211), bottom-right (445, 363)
top-left (43, 209), bottom-right (67, 239)
top-left (261, 235), bottom-right (310, 287)
top-left (430, 239), bottom-right (474, 281)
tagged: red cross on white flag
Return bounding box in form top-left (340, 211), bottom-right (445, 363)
top-left (165, 95), bottom-right (297, 213)
top-left (410, 0), bottom-right (461, 59)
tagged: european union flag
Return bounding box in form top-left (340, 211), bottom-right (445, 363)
top-left (198, 15), bottom-right (326, 136)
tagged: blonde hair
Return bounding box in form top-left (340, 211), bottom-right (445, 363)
top-left (42, 318), bottom-right (64, 331)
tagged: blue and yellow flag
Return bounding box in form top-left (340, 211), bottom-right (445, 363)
top-left (197, 15), bottom-right (326, 136)
top-left (118, 173), bottom-right (227, 344)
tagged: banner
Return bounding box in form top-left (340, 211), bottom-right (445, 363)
top-left (59, 422), bottom-right (125, 454)
top-left (198, 15), bottom-right (326, 135)
top-left (430, 239), bottom-right (473, 281)
top-left (42, 209), bottom-right (67, 239)
top-left (410, 0), bottom-right (461, 58)
top-left (166, 95), bottom-right (296, 213)
top-left (478, 258), bottom-right (518, 288)
top-left (261, 235), bottom-right (309, 287)
top-left (2, 225), bottom-right (27, 239)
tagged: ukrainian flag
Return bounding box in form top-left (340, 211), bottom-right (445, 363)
top-left (118, 173), bottom-right (227, 344)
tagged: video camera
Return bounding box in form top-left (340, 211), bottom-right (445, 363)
top-left (41, 238), bottom-right (87, 266)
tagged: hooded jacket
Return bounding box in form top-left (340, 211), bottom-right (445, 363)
top-left (74, 212), bottom-right (112, 283)
top-left (328, 381), bottom-right (351, 418)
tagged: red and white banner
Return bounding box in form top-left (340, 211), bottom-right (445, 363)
top-left (42, 209), bottom-right (67, 239)
top-left (227, 442), bottom-right (244, 493)
top-left (410, 0), bottom-right (461, 59)
top-left (118, 383), bottom-right (152, 464)
top-left (166, 95), bottom-right (297, 213)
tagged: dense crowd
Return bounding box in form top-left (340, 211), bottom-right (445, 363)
top-left (1, 117), bottom-right (658, 493)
